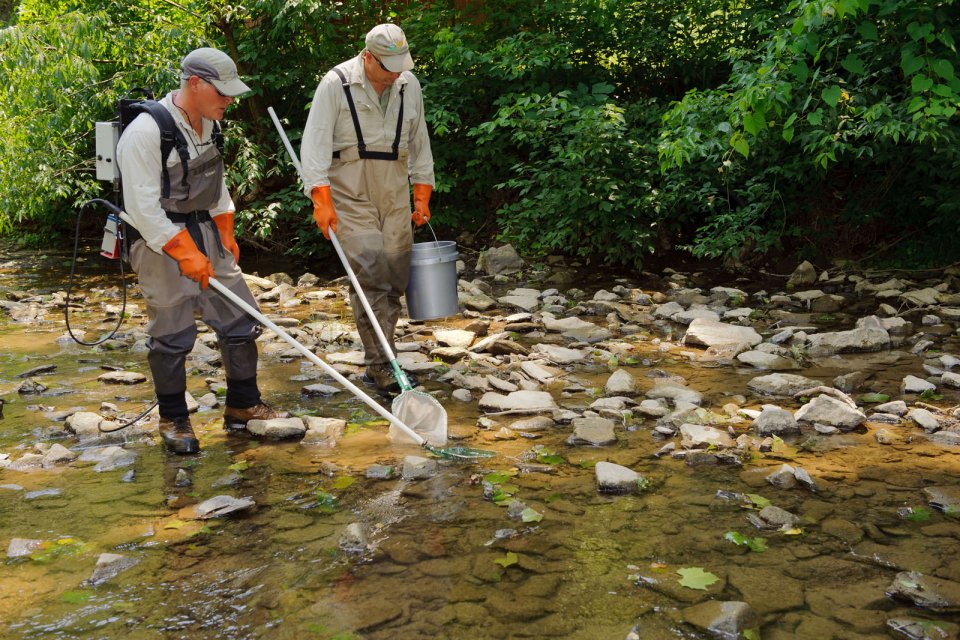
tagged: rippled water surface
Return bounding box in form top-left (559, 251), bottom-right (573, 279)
top-left (2, 247), bottom-right (960, 639)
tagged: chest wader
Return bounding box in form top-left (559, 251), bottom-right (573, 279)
top-left (128, 110), bottom-right (263, 420)
top-left (330, 69), bottom-right (413, 368)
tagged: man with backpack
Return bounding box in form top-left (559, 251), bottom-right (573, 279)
top-left (116, 47), bottom-right (288, 455)
top-left (300, 24), bottom-right (435, 394)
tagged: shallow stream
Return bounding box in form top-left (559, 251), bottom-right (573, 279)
top-left (2, 247), bottom-right (960, 639)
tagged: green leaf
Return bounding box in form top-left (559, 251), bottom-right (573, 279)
top-left (677, 567), bottom-right (720, 590)
top-left (906, 506), bottom-right (933, 522)
top-left (932, 59), bottom-right (955, 81)
top-left (790, 61), bottom-right (809, 83)
top-left (521, 507), bottom-right (543, 523)
top-left (807, 111), bottom-right (823, 126)
top-left (228, 460), bottom-right (251, 472)
top-left (821, 85), bottom-right (843, 107)
top-left (61, 590), bottom-right (93, 604)
top-left (743, 112), bottom-right (764, 136)
top-left (901, 51), bottom-right (924, 76)
top-left (912, 75), bottom-right (934, 92)
top-left (329, 476), bottom-right (356, 490)
top-left (841, 54), bottom-right (865, 75)
top-left (860, 393), bottom-right (890, 403)
top-left (732, 137), bottom-right (749, 158)
top-left (919, 389), bottom-right (944, 402)
top-left (484, 471), bottom-right (516, 484)
top-left (494, 552), bottom-right (519, 568)
top-left (857, 21), bottom-right (878, 41)
top-left (724, 531), bottom-right (768, 552)
top-left (746, 494), bottom-right (771, 509)
top-left (783, 127), bottom-right (795, 143)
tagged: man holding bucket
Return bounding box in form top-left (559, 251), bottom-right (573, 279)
top-left (301, 23), bottom-right (435, 393)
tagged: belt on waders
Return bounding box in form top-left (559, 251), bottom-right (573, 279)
top-left (331, 67), bottom-right (406, 161)
top-left (125, 210), bottom-right (225, 259)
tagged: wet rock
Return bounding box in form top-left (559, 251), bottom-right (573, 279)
top-left (636, 398), bottom-right (671, 417)
top-left (41, 443), bottom-right (77, 467)
top-left (7, 453), bottom-right (44, 472)
top-left (246, 417), bottom-right (306, 440)
top-left (97, 371), bottom-right (148, 385)
top-left (520, 361), bottom-right (562, 383)
top-left (646, 383), bottom-right (703, 406)
top-left (568, 417), bottom-right (617, 446)
top-left (594, 461), bottom-right (644, 494)
top-left (806, 316), bottom-right (891, 355)
top-left (402, 455), bottom-right (438, 480)
top-left (301, 383), bottom-right (341, 397)
top-left (795, 395), bottom-right (866, 431)
top-left (822, 518), bottom-right (864, 544)
top-left (766, 464), bottom-right (798, 489)
top-left (450, 389), bottom-right (471, 402)
top-left (902, 375), bottom-right (936, 394)
top-left (680, 424), bottom-right (736, 449)
top-left (7, 537), bottom-right (43, 558)
top-left (89, 553), bottom-right (139, 586)
top-left (757, 505), bottom-right (800, 529)
top-left (478, 390), bottom-right (558, 413)
top-left (901, 288), bottom-right (941, 307)
top-left (834, 371), bottom-right (871, 392)
top-left (531, 343), bottom-right (587, 364)
top-left (747, 373), bottom-right (823, 397)
top-left (788, 260), bottom-right (818, 288)
top-left (470, 332), bottom-right (529, 356)
top-left (876, 428), bottom-right (897, 444)
top-left (753, 407), bottom-right (800, 436)
top-left (189, 495), bottom-right (255, 519)
top-left (887, 617), bottom-right (959, 640)
top-left (924, 486), bottom-right (960, 513)
top-left (509, 416), bottom-right (555, 432)
top-left (435, 329), bottom-right (476, 348)
top-left (736, 350), bottom-right (799, 370)
top-left (365, 464), bottom-right (394, 480)
top-left (942, 372), bottom-right (960, 389)
top-left (908, 408), bottom-right (941, 433)
top-left (477, 244), bottom-right (524, 275)
top-left (604, 369), bottom-right (638, 396)
top-left (339, 522), bottom-right (369, 554)
top-left (16, 378), bottom-right (47, 394)
top-left (682, 318), bottom-right (762, 349)
top-left (887, 572), bottom-right (960, 611)
top-left (681, 600), bottom-right (759, 640)
top-left (75, 445), bottom-right (137, 472)
top-left (876, 400), bottom-right (909, 416)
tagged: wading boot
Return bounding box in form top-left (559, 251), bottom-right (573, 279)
top-left (158, 416), bottom-right (200, 454)
top-left (223, 403), bottom-right (291, 432)
top-left (362, 364), bottom-right (418, 395)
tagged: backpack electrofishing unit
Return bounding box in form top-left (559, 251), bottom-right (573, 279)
top-left (68, 88), bottom-right (221, 346)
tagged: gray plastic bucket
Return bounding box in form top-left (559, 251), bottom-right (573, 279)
top-left (405, 240), bottom-right (459, 320)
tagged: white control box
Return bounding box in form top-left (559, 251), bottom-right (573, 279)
top-left (95, 121), bottom-right (120, 182)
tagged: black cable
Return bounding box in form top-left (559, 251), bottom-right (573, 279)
top-left (64, 198), bottom-right (128, 346)
top-left (65, 198), bottom-right (160, 431)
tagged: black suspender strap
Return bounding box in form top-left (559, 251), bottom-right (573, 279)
top-left (331, 67), bottom-right (405, 161)
top-left (135, 101), bottom-right (190, 199)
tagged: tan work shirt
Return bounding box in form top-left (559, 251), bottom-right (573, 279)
top-left (116, 92), bottom-right (234, 253)
top-left (300, 54), bottom-right (435, 195)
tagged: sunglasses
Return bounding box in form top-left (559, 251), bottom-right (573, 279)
top-left (368, 51), bottom-right (394, 73)
top-left (202, 78), bottom-right (229, 97)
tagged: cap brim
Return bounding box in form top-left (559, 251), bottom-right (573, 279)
top-left (210, 77), bottom-right (252, 97)
top-left (380, 51), bottom-right (414, 73)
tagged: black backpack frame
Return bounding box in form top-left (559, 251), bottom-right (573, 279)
top-left (118, 88), bottom-right (224, 200)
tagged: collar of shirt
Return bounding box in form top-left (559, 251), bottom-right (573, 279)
top-left (162, 92), bottom-right (215, 149)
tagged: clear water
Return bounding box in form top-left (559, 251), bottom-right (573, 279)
top-left (2, 247), bottom-right (960, 639)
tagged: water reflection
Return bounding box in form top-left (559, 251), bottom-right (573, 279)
top-left (1, 248), bottom-right (960, 639)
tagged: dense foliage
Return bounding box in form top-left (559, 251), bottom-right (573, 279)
top-left (1, 0), bottom-right (957, 268)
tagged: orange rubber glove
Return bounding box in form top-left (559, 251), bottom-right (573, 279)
top-left (412, 183), bottom-right (432, 227)
top-left (163, 227), bottom-right (214, 289)
top-left (311, 185), bottom-right (337, 240)
top-left (213, 213), bottom-right (240, 263)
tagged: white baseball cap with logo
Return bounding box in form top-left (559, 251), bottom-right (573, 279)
top-left (365, 24), bottom-right (415, 73)
top-left (180, 47), bottom-right (252, 97)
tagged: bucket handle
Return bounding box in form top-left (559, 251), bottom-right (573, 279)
top-left (412, 221), bottom-right (452, 265)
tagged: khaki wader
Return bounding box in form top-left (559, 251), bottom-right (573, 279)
top-left (329, 145), bottom-right (412, 367)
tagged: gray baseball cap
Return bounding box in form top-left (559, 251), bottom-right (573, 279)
top-left (365, 24), bottom-right (414, 73)
top-left (180, 47), bottom-right (251, 97)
